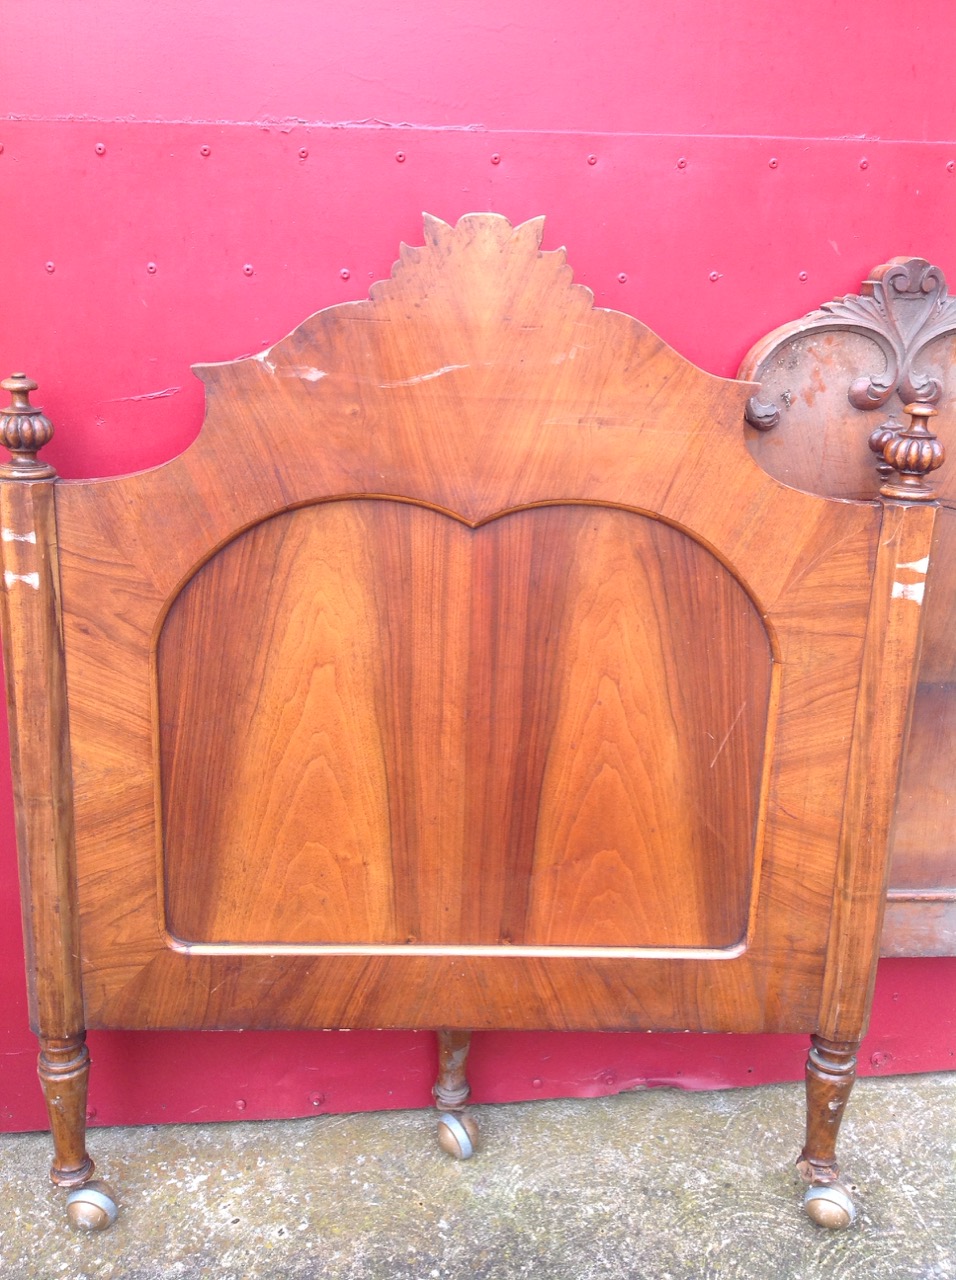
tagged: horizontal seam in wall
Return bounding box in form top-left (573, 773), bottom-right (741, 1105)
top-left (3, 115), bottom-right (956, 146)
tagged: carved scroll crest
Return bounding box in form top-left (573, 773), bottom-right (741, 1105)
top-left (744, 257), bottom-right (956, 432)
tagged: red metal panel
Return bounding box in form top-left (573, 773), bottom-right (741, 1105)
top-left (3, 122), bottom-right (954, 480)
top-left (4, 1), bottom-right (954, 141)
top-left (1, 0), bottom-right (955, 1131)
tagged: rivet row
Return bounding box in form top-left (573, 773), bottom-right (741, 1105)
top-left (0, 145), bottom-right (951, 172)
top-left (34, 261), bottom-right (816, 284)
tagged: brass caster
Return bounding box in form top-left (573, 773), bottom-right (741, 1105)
top-left (803, 1182), bottom-right (856, 1230)
top-left (436, 1111), bottom-right (478, 1160)
top-left (66, 1180), bottom-right (118, 1231)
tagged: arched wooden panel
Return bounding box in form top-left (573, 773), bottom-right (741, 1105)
top-left (159, 499), bottom-right (772, 951)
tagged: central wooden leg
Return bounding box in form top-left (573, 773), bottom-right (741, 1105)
top-left (433, 1029), bottom-right (479, 1159)
top-left (797, 1034), bottom-right (859, 1229)
top-left (38, 1033), bottom-right (95, 1188)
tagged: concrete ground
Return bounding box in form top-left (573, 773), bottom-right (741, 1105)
top-left (0, 1074), bottom-right (953, 1280)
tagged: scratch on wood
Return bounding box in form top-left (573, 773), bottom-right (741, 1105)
top-left (709, 702), bottom-right (747, 768)
top-left (381, 364), bottom-right (469, 388)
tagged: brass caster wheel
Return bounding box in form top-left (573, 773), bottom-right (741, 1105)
top-left (66, 1180), bottom-right (118, 1231)
top-left (436, 1111), bottom-right (478, 1160)
top-left (803, 1182), bottom-right (856, 1230)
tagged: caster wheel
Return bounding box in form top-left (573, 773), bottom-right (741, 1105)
top-left (803, 1182), bottom-right (856, 1230)
top-left (436, 1111), bottom-right (478, 1160)
top-left (66, 1180), bottom-right (118, 1231)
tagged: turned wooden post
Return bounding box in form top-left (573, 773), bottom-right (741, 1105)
top-left (433, 1029), bottom-right (478, 1158)
top-left (803, 416), bottom-right (942, 1227)
top-left (798, 1036), bottom-right (858, 1185)
top-left (0, 375), bottom-right (93, 1188)
top-left (434, 1029), bottom-right (472, 1111)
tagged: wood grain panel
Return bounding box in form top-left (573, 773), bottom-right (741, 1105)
top-left (159, 499), bottom-right (770, 951)
top-left (526, 509), bottom-right (770, 948)
top-left (160, 502), bottom-right (395, 944)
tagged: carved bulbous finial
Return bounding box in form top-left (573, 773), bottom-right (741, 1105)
top-left (0, 373), bottom-right (56, 479)
top-left (878, 403), bottom-right (945, 500)
top-left (868, 417), bottom-right (903, 479)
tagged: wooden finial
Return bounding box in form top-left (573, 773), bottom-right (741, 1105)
top-left (868, 417), bottom-right (902, 480)
top-left (0, 373), bottom-right (56, 479)
top-left (877, 403), bottom-right (945, 500)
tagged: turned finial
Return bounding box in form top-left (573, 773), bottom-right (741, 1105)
top-left (0, 373), bottom-right (56, 479)
top-left (868, 417), bottom-right (902, 480)
top-left (876, 402), bottom-right (944, 501)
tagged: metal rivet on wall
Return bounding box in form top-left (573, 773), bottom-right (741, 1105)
top-left (768, 157), bottom-right (778, 168)
top-left (799, 271), bottom-right (808, 281)
top-left (340, 269), bottom-right (351, 280)
top-left (395, 151), bottom-right (406, 163)
top-left (243, 264), bottom-right (254, 276)
top-left (95, 142), bottom-right (106, 155)
top-left (618, 273), bottom-right (628, 283)
top-left (709, 271), bottom-right (721, 282)
top-left (587, 154), bottom-right (598, 166)
top-left (859, 158), bottom-right (869, 169)
top-left (676, 156), bottom-right (687, 169)
top-left (147, 263), bottom-right (157, 275)
top-left (200, 145), bottom-right (211, 157)
top-left (45, 261), bottom-right (55, 273)
top-left (298, 147), bottom-right (309, 160)
top-left (491, 153), bottom-right (501, 165)
top-left (948, 161), bottom-right (954, 173)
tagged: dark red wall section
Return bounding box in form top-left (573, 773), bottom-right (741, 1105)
top-left (1, 2), bottom-right (954, 1131)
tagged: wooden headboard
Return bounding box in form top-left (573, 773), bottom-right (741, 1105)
top-left (739, 256), bottom-right (956, 957)
top-left (0, 214), bottom-right (937, 1231)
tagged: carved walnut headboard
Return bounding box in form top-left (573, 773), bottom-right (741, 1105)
top-left (0, 215), bottom-right (937, 1231)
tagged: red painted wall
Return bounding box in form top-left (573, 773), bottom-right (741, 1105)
top-left (1, 2), bottom-right (955, 1131)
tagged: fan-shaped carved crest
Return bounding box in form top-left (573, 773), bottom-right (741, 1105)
top-left (190, 213), bottom-right (748, 526)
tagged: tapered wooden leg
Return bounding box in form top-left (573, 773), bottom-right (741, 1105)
top-left (38, 1033), bottom-right (95, 1188)
top-left (433, 1030), bottom-right (479, 1159)
top-left (797, 1035), bottom-right (859, 1229)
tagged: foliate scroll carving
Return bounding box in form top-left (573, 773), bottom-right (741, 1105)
top-left (0, 373), bottom-right (56, 479)
top-left (744, 258), bottom-right (956, 431)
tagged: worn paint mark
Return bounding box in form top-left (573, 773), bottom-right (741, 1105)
top-left (3, 570), bottom-right (39, 590)
top-left (109, 386), bottom-right (181, 403)
top-left (1, 528), bottom-right (36, 544)
top-left (898, 556), bottom-right (929, 574)
top-left (550, 346), bottom-right (585, 365)
top-left (283, 366), bottom-right (327, 382)
top-left (381, 364), bottom-right (469, 388)
top-left (6, 112), bottom-right (489, 131)
top-left (893, 580), bottom-right (925, 604)
top-left (708, 702), bottom-right (747, 769)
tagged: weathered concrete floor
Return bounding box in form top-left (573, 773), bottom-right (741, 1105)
top-left (0, 1074), bottom-right (953, 1279)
